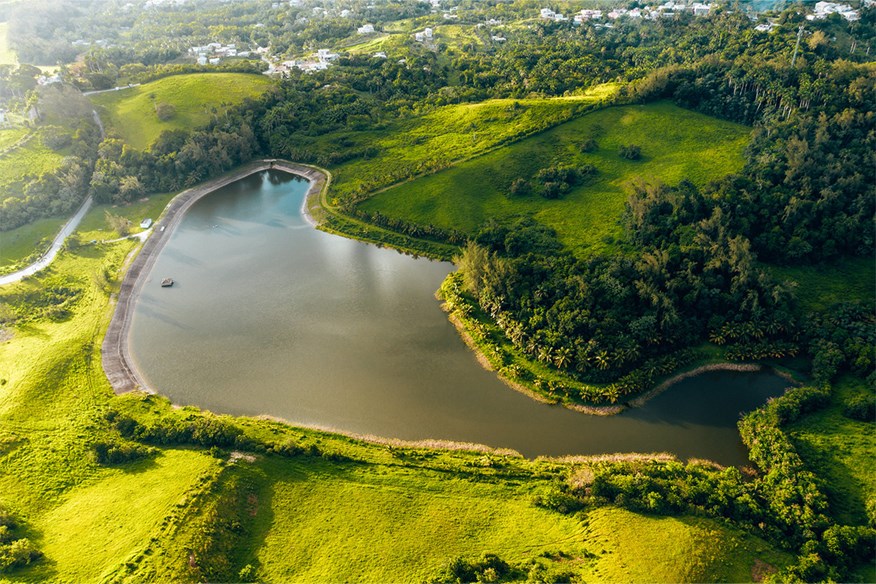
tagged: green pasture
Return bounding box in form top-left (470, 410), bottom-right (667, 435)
top-left (327, 83), bottom-right (618, 202)
top-left (0, 22), bottom-right (15, 65)
top-left (250, 457), bottom-right (588, 582)
top-left (0, 130), bottom-right (65, 192)
top-left (0, 234), bottom-right (792, 583)
top-left (88, 73), bottom-right (273, 151)
top-left (582, 507), bottom-right (792, 583)
top-left (359, 101), bottom-right (750, 255)
top-left (0, 216), bottom-right (62, 270)
top-left (789, 377), bottom-right (876, 527)
top-left (771, 257), bottom-right (876, 314)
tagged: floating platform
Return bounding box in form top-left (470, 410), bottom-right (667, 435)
top-left (160, 277), bottom-right (174, 287)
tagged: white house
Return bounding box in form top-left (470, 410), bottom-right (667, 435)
top-left (317, 49), bottom-right (339, 62)
top-left (424, 27), bottom-right (433, 38)
top-left (197, 55), bottom-right (208, 65)
top-left (540, 8), bottom-right (555, 19)
top-left (691, 3), bottom-right (711, 16)
top-left (809, 1), bottom-right (859, 20)
top-left (357, 24), bottom-right (375, 34)
top-left (209, 57), bottom-right (220, 65)
top-left (491, 35), bottom-right (506, 41)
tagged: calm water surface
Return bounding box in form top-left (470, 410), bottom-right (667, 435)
top-left (129, 171), bottom-right (789, 465)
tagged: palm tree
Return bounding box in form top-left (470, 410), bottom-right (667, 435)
top-left (553, 346), bottom-right (572, 370)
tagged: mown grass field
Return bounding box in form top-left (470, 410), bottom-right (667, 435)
top-left (88, 73), bottom-right (273, 151)
top-left (0, 222), bottom-right (793, 582)
top-left (359, 101), bottom-right (750, 255)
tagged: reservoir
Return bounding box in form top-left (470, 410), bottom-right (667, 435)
top-left (128, 170), bottom-right (789, 466)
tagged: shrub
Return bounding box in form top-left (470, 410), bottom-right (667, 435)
top-left (155, 102), bottom-right (176, 121)
top-left (619, 144), bottom-right (642, 160)
top-left (842, 393), bottom-right (874, 422)
top-left (43, 127), bottom-right (72, 150)
top-left (0, 538), bottom-right (41, 573)
top-left (238, 564), bottom-right (257, 581)
top-left (508, 178), bottom-right (531, 197)
top-left (579, 137), bottom-right (598, 152)
top-left (91, 440), bottom-right (156, 465)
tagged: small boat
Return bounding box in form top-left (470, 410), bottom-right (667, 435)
top-left (160, 278), bottom-right (174, 287)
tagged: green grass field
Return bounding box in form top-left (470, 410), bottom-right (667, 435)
top-left (771, 257), bottom-right (876, 313)
top-left (0, 222), bottom-right (794, 582)
top-left (77, 191), bottom-right (177, 241)
top-left (0, 130), bottom-right (66, 192)
top-left (88, 73), bottom-right (273, 151)
top-left (244, 460), bottom-right (789, 582)
top-left (359, 102), bottom-right (750, 255)
top-left (250, 457), bottom-right (589, 581)
top-left (0, 22), bottom-right (16, 65)
top-left (788, 377), bottom-right (876, 527)
top-left (0, 215), bottom-right (63, 270)
top-left (0, 127), bottom-right (28, 151)
top-left (325, 84), bottom-right (618, 203)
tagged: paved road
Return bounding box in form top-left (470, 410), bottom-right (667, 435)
top-left (0, 108), bottom-right (107, 288)
top-left (0, 195), bottom-right (94, 286)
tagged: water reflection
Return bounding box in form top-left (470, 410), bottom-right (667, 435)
top-left (129, 171), bottom-right (789, 465)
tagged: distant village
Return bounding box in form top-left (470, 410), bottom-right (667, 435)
top-left (178, 0), bottom-right (871, 77)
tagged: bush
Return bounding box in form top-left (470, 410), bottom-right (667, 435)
top-left (842, 394), bottom-right (874, 422)
top-left (618, 144), bottom-right (642, 160)
top-left (91, 440), bottom-right (156, 465)
top-left (0, 538), bottom-right (41, 573)
top-left (579, 137), bottom-right (598, 152)
top-left (508, 178), bottom-right (531, 197)
top-left (155, 102), bottom-right (176, 121)
top-left (43, 127), bottom-right (72, 150)
top-left (238, 564), bottom-right (257, 581)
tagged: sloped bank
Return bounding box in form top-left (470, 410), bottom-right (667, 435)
top-left (102, 160), bottom-right (329, 393)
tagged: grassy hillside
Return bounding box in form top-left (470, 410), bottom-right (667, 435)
top-left (359, 102), bottom-right (750, 255)
top-left (0, 208), bottom-right (793, 582)
top-left (0, 216), bottom-right (62, 272)
top-left (788, 377), bottom-right (876, 527)
top-left (0, 22), bottom-right (15, 65)
top-left (88, 73), bottom-right (273, 150)
top-left (324, 83), bottom-right (618, 202)
top-left (0, 129), bottom-right (65, 192)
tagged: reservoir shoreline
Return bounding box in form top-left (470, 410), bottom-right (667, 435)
top-left (102, 160), bottom-right (328, 394)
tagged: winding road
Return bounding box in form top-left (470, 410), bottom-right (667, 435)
top-left (0, 195), bottom-right (93, 287)
top-left (0, 109), bottom-right (105, 287)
